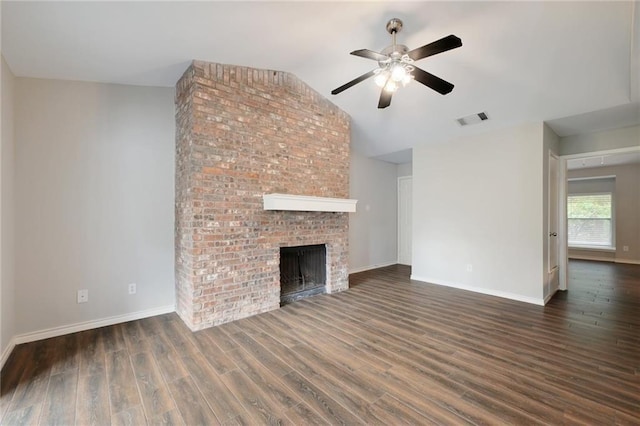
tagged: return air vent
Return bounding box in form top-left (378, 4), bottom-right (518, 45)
top-left (456, 111), bottom-right (489, 126)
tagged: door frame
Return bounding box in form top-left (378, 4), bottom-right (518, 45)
top-left (548, 150), bottom-right (560, 275)
top-left (558, 154), bottom-right (568, 291)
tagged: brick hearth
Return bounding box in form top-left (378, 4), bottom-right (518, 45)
top-left (175, 61), bottom-right (351, 330)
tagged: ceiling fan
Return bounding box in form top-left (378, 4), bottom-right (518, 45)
top-left (331, 18), bottom-right (462, 109)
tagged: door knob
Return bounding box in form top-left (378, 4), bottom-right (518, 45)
top-left (549, 232), bottom-right (557, 237)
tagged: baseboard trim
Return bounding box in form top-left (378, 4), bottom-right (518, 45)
top-left (13, 305), bottom-right (176, 346)
top-left (615, 258), bottom-right (640, 265)
top-left (410, 275), bottom-right (545, 306)
top-left (569, 256), bottom-right (640, 265)
top-left (349, 261), bottom-right (398, 274)
top-left (569, 255), bottom-right (615, 262)
top-left (0, 337), bottom-right (17, 370)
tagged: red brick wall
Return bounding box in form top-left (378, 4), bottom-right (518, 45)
top-left (175, 61), bottom-right (351, 330)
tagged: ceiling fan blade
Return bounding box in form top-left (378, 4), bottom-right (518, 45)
top-left (407, 34), bottom-right (462, 61)
top-left (411, 66), bottom-right (454, 95)
top-left (331, 70), bottom-right (377, 95)
top-left (378, 90), bottom-right (392, 109)
top-left (350, 49), bottom-right (389, 62)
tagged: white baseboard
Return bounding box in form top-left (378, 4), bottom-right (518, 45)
top-left (569, 255), bottom-right (640, 265)
top-left (569, 255), bottom-right (615, 262)
top-left (349, 261), bottom-right (398, 274)
top-left (13, 305), bottom-right (175, 346)
top-left (615, 258), bottom-right (640, 265)
top-left (410, 275), bottom-right (545, 306)
top-left (0, 337), bottom-right (17, 370)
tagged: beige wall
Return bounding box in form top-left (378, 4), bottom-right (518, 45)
top-left (560, 125), bottom-right (640, 155)
top-left (349, 151), bottom-right (399, 273)
top-left (397, 162), bottom-right (412, 177)
top-left (568, 163), bottom-right (640, 263)
top-left (14, 78), bottom-right (176, 337)
top-left (412, 122), bottom-right (546, 304)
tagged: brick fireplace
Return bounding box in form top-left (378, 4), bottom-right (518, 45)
top-left (175, 61), bottom-right (351, 331)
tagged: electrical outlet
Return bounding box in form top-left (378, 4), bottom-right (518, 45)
top-left (466, 264), bottom-right (473, 272)
top-left (77, 289), bottom-right (88, 304)
top-left (128, 283), bottom-right (137, 295)
top-left (623, 246), bottom-right (629, 252)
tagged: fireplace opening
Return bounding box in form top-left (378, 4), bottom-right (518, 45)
top-left (279, 244), bottom-right (326, 304)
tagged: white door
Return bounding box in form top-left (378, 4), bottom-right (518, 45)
top-left (398, 177), bottom-right (413, 265)
top-left (548, 153), bottom-right (560, 295)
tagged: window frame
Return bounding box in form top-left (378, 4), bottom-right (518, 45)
top-left (567, 191), bottom-right (615, 250)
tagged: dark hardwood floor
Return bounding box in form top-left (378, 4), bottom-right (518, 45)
top-left (1, 260), bottom-right (639, 425)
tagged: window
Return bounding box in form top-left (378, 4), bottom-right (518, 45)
top-left (567, 193), bottom-right (613, 247)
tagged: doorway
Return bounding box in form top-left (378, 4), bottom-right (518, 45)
top-left (558, 145), bottom-right (640, 291)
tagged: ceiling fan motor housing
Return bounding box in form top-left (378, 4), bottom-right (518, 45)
top-left (380, 45), bottom-right (409, 59)
top-left (379, 45), bottom-right (413, 66)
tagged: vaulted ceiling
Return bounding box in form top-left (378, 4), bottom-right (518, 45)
top-left (3, 1), bottom-right (639, 162)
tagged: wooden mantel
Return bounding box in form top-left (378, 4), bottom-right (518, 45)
top-left (262, 194), bottom-right (357, 213)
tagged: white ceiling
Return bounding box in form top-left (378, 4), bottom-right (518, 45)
top-left (3, 1), bottom-right (639, 162)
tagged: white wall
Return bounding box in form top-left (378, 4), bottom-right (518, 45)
top-left (397, 162), bottom-right (412, 177)
top-left (412, 122), bottom-right (545, 304)
top-left (1, 56), bottom-right (17, 365)
top-left (559, 125), bottom-right (640, 155)
top-left (349, 151), bottom-right (398, 273)
top-left (14, 78), bottom-right (176, 337)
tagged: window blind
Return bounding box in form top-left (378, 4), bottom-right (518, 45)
top-left (567, 193), bottom-right (613, 247)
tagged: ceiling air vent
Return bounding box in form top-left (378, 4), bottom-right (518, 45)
top-left (457, 111), bottom-right (489, 126)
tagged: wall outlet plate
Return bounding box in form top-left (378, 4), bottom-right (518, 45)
top-left (623, 246), bottom-right (629, 252)
top-left (128, 283), bottom-right (137, 294)
top-left (466, 264), bottom-right (473, 272)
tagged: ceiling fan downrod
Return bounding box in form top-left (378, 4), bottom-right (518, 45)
top-left (378, 18), bottom-right (412, 94)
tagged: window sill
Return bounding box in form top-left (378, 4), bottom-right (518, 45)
top-left (568, 245), bottom-right (616, 253)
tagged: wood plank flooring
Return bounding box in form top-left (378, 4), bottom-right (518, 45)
top-left (1, 260), bottom-right (639, 425)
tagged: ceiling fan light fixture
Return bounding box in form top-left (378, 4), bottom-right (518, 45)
top-left (381, 63), bottom-right (414, 89)
top-left (384, 80), bottom-right (398, 93)
top-left (374, 70), bottom-right (389, 88)
top-left (390, 63), bottom-right (407, 82)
